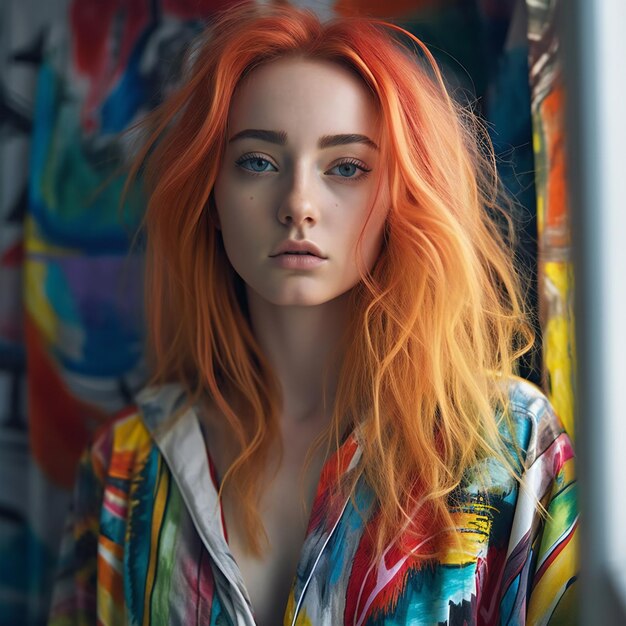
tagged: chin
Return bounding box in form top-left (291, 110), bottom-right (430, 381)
top-left (250, 285), bottom-right (339, 308)
top-left (268, 293), bottom-right (329, 307)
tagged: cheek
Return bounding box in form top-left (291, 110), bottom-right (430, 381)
top-left (214, 182), bottom-right (261, 237)
top-left (214, 200), bottom-right (275, 277)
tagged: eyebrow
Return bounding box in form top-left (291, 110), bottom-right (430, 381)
top-left (228, 129), bottom-right (379, 151)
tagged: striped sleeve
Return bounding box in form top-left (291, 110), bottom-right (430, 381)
top-left (525, 430), bottom-right (578, 625)
top-left (497, 391), bottom-right (579, 626)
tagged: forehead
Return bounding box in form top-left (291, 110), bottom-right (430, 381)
top-left (227, 57), bottom-right (379, 141)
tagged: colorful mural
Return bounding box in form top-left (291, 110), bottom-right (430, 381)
top-left (0, 2), bottom-right (71, 622)
top-left (526, 0), bottom-right (576, 437)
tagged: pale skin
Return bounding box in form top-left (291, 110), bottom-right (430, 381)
top-left (207, 56), bottom-right (390, 626)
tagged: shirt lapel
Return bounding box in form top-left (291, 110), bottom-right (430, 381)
top-left (136, 384), bottom-right (366, 626)
top-left (135, 385), bottom-right (256, 626)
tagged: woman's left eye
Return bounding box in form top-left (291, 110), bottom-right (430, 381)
top-left (327, 160), bottom-right (371, 180)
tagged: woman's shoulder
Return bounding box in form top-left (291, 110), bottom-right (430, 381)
top-left (504, 376), bottom-right (561, 422)
top-left (497, 375), bottom-right (572, 467)
top-left (87, 382), bottom-right (189, 475)
top-left (460, 376), bottom-right (574, 497)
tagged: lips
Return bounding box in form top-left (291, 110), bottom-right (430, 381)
top-left (270, 239), bottom-right (327, 258)
top-left (271, 252), bottom-right (326, 269)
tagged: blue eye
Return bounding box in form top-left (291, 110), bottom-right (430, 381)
top-left (335, 163), bottom-right (358, 177)
top-left (236, 155), bottom-right (277, 173)
top-left (328, 160), bottom-right (371, 180)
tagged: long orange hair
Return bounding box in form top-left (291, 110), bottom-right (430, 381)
top-left (127, 2), bottom-right (534, 559)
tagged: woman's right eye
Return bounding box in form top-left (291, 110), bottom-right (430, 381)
top-left (235, 155), bottom-right (278, 174)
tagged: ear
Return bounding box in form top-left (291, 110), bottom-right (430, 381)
top-left (208, 190), bottom-right (222, 231)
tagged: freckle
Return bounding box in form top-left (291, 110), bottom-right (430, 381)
top-left (249, 196), bottom-right (254, 201)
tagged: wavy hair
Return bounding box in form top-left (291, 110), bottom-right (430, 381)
top-left (127, 2), bottom-right (534, 559)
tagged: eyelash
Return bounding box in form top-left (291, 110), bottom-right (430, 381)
top-left (235, 153), bottom-right (372, 181)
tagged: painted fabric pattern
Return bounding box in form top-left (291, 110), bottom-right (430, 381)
top-left (48, 377), bottom-right (577, 625)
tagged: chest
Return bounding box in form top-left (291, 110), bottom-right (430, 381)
top-left (204, 410), bottom-right (329, 624)
top-left (223, 466), bottom-right (316, 626)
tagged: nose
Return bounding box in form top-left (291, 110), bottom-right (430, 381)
top-left (276, 166), bottom-right (320, 228)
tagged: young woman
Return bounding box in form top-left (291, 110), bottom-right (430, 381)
top-left (49, 4), bottom-right (578, 625)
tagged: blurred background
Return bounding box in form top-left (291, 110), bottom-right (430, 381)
top-left (0, 0), bottom-right (622, 623)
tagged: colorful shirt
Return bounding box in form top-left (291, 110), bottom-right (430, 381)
top-left (48, 378), bottom-right (578, 625)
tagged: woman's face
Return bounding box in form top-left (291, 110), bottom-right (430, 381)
top-left (213, 56), bottom-right (389, 307)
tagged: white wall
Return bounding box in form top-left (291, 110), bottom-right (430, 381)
top-left (562, 0), bottom-right (626, 621)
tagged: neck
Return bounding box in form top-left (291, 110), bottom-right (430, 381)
top-left (245, 288), bottom-right (352, 426)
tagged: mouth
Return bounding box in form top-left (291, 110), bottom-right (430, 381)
top-left (270, 252), bottom-right (327, 269)
top-left (277, 251), bottom-right (319, 257)
top-left (270, 239), bottom-right (327, 258)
